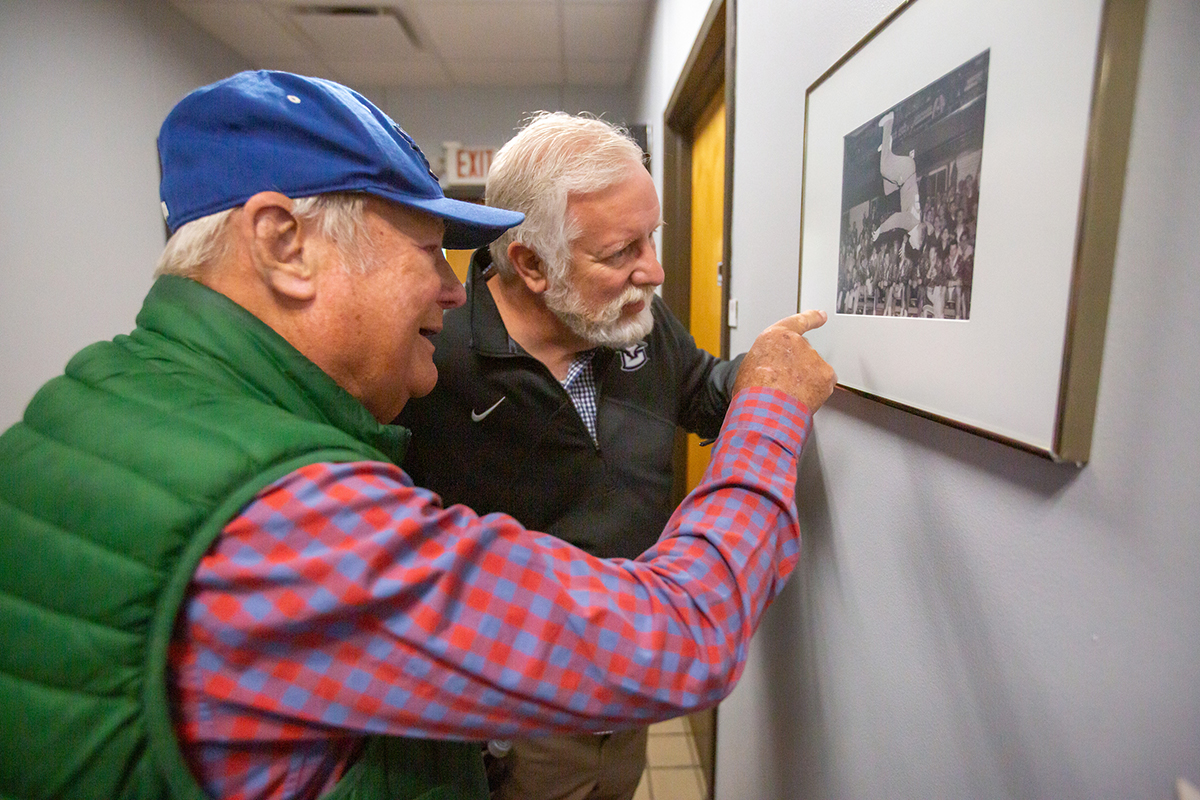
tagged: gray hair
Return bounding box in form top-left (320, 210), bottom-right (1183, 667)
top-left (486, 111), bottom-right (646, 280)
top-left (154, 192), bottom-right (371, 278)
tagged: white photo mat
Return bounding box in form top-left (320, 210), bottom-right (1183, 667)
top-left (797, 0), bottom-right (1146, 462)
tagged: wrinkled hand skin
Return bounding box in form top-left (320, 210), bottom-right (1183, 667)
top-left (733, 309), bottom-right (837, 413)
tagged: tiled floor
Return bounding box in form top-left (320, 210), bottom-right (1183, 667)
top-left (633, 717), bottom-right (707, 800)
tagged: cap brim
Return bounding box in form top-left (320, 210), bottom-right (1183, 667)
top-left (397, 195), bottom-right (524, 251)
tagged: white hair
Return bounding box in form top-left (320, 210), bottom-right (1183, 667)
top-left (154, 192), bottom-right (371, 278)
top-left (154, 208), bottom-right (235, 279)
top-left (486, 111), bottom-right (646, 282)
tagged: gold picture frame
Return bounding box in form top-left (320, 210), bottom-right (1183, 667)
top-left (797, 0), bottom-right (1148, 464)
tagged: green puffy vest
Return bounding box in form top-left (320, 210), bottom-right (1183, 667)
top-left (0, 276), bottom-right (487, 800)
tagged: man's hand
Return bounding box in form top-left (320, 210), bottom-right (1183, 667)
top-left (733, 309), bottom-right (837, 413)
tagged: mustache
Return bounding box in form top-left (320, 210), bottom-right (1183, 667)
top-left (616, 284), bottom-right (656, 307)
top-left (593, 284), bottom-right (655, 324)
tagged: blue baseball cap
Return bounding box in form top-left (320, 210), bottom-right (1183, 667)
top-left (157, 70), bottom-right (523, 249)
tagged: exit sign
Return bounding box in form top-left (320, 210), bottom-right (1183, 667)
top-left (442, 141), bottom-right (495, 186)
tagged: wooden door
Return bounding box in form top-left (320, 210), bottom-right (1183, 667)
top-left (685, 89), bottom-right (726, 491)
top-left (444, 248), bottom-right (473, 283)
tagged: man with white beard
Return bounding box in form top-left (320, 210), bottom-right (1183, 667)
top-left (397, 112), bottom-right (744, 800)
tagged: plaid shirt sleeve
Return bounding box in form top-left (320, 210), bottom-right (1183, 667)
top-left (172, 388), bottom-right (810, 798)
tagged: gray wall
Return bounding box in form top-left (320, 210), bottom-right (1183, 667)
top-left (0, 0), bottom-right (250, 427)
top-left (712, 0), bottom-right (1200, 797)
top-left (631, 0), bottom-right (715, 200)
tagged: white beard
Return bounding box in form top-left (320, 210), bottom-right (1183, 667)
top-left (544, 279), bottom-right (656, 349)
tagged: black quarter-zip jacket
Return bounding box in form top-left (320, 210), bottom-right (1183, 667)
top-left (397, 251), bottom-right (742, 559)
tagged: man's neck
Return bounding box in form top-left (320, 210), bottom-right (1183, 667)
top-left (486, 273), bottom-right (589, 381)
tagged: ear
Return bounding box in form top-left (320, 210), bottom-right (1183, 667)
top-left (507, 241), bottom-right (550, 295)
top-left (242, 191), bottom-right (316, 302)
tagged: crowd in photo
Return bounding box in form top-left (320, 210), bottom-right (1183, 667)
top-left (838, 164), bottom-right (979, 320)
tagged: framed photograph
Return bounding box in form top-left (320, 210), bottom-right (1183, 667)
top-left (797, 0), bottom-right (1148, 464)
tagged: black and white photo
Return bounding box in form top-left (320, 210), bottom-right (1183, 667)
top-left (836, 51), bottom-right (987, 320)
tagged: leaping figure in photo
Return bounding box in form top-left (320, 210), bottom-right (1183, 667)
top-left (872, 111), bottom-right (925, 251)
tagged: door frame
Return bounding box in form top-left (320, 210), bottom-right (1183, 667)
top-left (661, 0), bottom-right (736, 506)
top-left (661, 0), bottom-right (736, 360)
top-left (659, 2), bottom-right (736, 796)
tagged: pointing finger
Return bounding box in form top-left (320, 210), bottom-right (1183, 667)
top-left (776, 308), bottom-right (828, 335)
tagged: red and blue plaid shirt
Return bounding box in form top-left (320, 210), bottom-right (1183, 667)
top-left (170, 388), bottom-right (810, 799)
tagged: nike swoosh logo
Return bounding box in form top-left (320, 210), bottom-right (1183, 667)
top-left (471, 396), bottom-right (506, 422)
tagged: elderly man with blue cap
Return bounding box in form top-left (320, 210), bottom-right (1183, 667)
top-left (0, 71), bottom-right (835, 800)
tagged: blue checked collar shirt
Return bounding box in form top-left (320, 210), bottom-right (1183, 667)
top-left (560, 349), bottom-right (599, 444)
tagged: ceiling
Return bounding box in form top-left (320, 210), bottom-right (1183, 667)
top-left (167, 0), bottom-right (654, 90)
